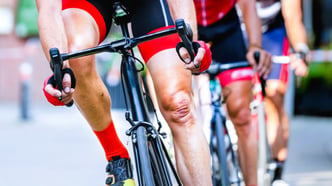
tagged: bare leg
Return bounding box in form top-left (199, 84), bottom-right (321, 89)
top-left (147, 49), bottom-right (212, 186)
top-left (62, 9), bottom-right (130, 164)
top-left (62, 9), bottom-right (111, 131)
top-left (223, 81), bottom-right (257, 186)
top-left (265, 80), bottom-right (289, 162)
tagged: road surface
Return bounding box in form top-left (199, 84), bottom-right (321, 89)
top-left (0, 103), bottom-right (331, 186)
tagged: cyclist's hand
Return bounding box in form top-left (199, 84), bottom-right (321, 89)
top-left (177, 40), bottom-right (212, 74)
top-left (247, 47), bottom-right (271, 78)
top-left (289, 52), bottom-right (309, 77)
top-left (43, 68), bottom-right (75, 106)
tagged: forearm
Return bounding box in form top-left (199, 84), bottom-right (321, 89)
top-left (238, 0), bottom-right (262, 48)
top-left (167, 0), bottom-right (198, 40)
top-left (282, 0), bottom-right (308, 50)
top-left (36, 0), bottom-right (68, 62)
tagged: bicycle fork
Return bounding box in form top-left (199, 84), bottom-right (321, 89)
top-left (253, 100), bottom-right (275, 186)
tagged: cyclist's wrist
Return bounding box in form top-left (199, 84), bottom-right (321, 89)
top-left (248, 43), bottom-right (262, 50)
top-left (292, 43), bottom-right (310, 65)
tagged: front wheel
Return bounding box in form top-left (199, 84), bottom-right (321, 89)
top-left (211, 112), bottom-right (230, 186)
top-left (134, 126), bottom-right (155, 186)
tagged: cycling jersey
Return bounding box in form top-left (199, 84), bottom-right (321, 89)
top-left (62, 0), bottom-right (180, 62)
top-left (256, 0), bottom-right (284, 33)
top-left (194, 0), bottom-right (236, 26)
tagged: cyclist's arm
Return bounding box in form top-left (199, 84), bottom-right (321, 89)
top-left (36, 0), bottom-right (68, 61)
top-left (237, 0), bottom-right (261, 50)
top-left (167, 0), bottom-right (211, 74)
top-left (237, 0), bottom-right (271, 77)
top-left (281, 0), bottom-right (309, 76)
top-left (282, 0), bottom-right (308, 51)
top-left (36, 0), bottom-right (73, 104)
top-left (167, 0), bottom-right (198, 40)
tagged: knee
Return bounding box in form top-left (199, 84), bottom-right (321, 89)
top-left (159, 90), bottom-right (194, 127)
top-left (266, 91), bottom-right (285, 109)
top-left (230, 107), bottom-right (252, 128)
top-left (227, 98), bottom-right (252, 135)
top-left (266, 84), bottom-right (286, 108)
top-left (67, 38), bottom-right (97, 79)
top-left (230, 107), bottom-right (253, 138)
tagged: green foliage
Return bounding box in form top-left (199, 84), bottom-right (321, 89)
top-left (297, 62), bottom-right (332, 93)
top-left (15, 0), bottom-right (39, 38)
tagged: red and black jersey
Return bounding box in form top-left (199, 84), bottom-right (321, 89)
top-left (194, 0), bottom-right (236, 26)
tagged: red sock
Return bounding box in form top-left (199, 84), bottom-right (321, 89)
top-left (94, 120), bottom-right (130, 161)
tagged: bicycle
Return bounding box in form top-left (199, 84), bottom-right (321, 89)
top-left (202, 53), bottom-right (289, 186)
top-left (251, 54), bottom-right (290, 186)
top-left (48, 2), bottom-right (198, 185)
top-left (203, 61), bottom-right (253, 186)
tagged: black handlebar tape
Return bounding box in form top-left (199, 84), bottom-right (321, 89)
top-left (254, 51), bottom-right (266, 97)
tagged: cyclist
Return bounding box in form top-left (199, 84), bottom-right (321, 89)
top-left (256, 0), bottom-right (309, 185)
top-left (193, 0), bottom-right (271, 185)
top-left (36, 0), bottom-right (213, 185)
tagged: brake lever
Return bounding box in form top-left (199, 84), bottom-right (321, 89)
top-left (254, 51), bottom-right (266, 97)
top-left (175, 19), bottom-right (196, 63)
top-left (49, 48), bottom-right (74, 107)
top-left (50, 48), bottom-right (63, 91)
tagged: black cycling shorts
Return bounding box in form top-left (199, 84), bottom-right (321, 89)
top-left (198, 7), bottom-right (253, 87)
top-left (198, 7), bottom-right (247, 63)
top-left (62, 0), bottom-right (181, 62)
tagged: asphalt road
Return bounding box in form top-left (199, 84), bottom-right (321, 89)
top-left (0, 103), bottom-right (331, 186)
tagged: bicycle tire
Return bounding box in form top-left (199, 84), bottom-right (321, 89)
top-left (134, 122), bottom-right (181, 186)
top-left (149, 137), bottom-right (174, 186)
top-left (225, 126), bottom-right (243, 186)
top-left (211, 111), bottom-right (231, 186)
top-left (135, 126), bottom-right (155, 186)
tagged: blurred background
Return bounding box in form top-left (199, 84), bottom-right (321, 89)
top-left (0, 0), bottom-right (331, 185)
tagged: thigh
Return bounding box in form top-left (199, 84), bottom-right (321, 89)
top-left (132, 0), bottom-right (179, 63)
top-left (61, 4), bottom-right (101, 73)
top-left (62, 0), bottom-right (114, 43)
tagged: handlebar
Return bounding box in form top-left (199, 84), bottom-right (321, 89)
top-left (49, 19), bottom-right (194, 107)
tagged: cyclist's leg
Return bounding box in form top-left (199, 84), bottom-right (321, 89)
top-left (133, 1), bottom-right (212, 185)
top-left (192, 74), bottom-right (212, 141)
top-left (61, 1), bottom-right (133, 185)
top-left (148, 50), bottom-right (212, 186)
top-left (221, 80), bottom-right (257, 185)
top-left (265, 79), bottom-right (289, 180)
top-left (207, 11), bottom-right (257, 185)
top-left (262, 25), bottom-right (290, 181)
